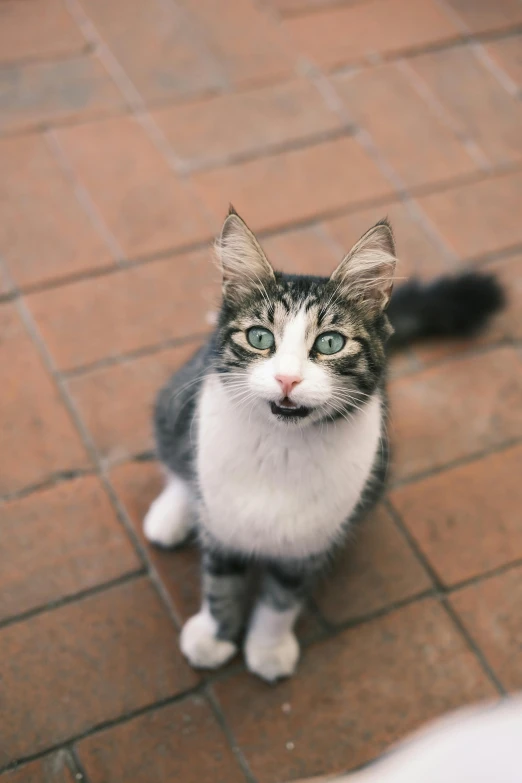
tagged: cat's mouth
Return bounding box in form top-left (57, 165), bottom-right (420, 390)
top-left (270, 398), bottom-right (311, 419)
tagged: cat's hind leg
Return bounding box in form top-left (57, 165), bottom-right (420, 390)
top-left (143, 472), bottom-right (195, 548)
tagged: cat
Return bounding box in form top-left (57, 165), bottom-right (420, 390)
top-left (143, 207), bottom-right (503, 683)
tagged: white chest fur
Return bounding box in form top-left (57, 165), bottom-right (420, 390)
top-left (196, 375), bottom-right (383, 559)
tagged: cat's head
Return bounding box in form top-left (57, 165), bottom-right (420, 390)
top-left (212, 207), bottom-right (396, 427)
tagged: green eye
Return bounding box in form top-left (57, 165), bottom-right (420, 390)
top-left (314, 332), bottom-right (345, 355)
top-left (247, 327), bottom-right (275, 350)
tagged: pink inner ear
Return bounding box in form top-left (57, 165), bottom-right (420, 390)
top-left (332, 241), bottom-right (396, 312)
top-left (372, 263), bottom-right (394, 303)
top-left (330, 221), bottom-right (396, 307)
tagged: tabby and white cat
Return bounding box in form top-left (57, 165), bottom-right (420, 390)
top-left (144, 208), bottom-right (502, 682)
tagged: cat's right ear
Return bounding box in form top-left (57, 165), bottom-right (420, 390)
top-left (216, 206), bottom-right (275, 300)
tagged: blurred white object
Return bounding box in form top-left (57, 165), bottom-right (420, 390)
top-left (295, 695), bottom-right (522, 783)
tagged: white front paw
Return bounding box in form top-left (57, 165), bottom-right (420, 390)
top-left (180, 611), bottom-right (237, 670)
top-left (143, 485), bottom-right (192, 548)
top-left (245, 632), bottom-right (300, 683)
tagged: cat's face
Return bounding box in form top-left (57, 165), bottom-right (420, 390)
top-left (213, 210), bottom-right (396, 427)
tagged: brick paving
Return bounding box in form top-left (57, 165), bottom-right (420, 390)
top-left (1, 1), bottom-right (522, 781)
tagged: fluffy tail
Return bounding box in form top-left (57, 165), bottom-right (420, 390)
top-left (387, 272), bottom-right (505, 348)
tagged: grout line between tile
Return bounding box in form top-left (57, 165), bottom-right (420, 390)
top-left (165, 0), bottom-right (231, 94)
top-left (69, 745), bottom-right (90, 783)
top-left (267, 0), bottom-right (373, 19)
top-left (63, 0), bottom-right (144, 111)
top-left (389, 334), bottom-right (515, 382)
top-left (442, 600), bottom-right (506, 694)
top-left (396, 197), bottom-right (459, 266)
top-left (0, 683), bottom-right (206, 777)
top-left (60, 331), bottom-right (209, 378)
top-left (0, 468), bottom-right (95, 504)
top-left (66, 0), bottom-right (522, 289)
top-left (1, 569), bottom-right (513, 777)
top-left (0, 256), bottom-right (17, 296)
top-left (296, 59), bottom-right (475, 266)
top-left (5, 388), bottom-right (522, 510)
top-left (64, 0), bottom-right (220, 232)
top-left (0, 103), bottom-right (133, 141)
top-left (9, 236), bottom-right (217, 297)
top-left (404, 337), bottom-right (514, 375)
top-left (395, 57), bottom-right (491, 172)
top-left (275, 16), bottom-right (522, 278)
top-left (389, 432), bottom-right (522, 491)
top-left (309, 66), bottom-right (408, 192)
top-left (14, 295), bottom-right (185, 631)
top-left (0, 289), bottom-right (18, 304)
top-left (0, 43), bottom-right (93, 71)
top-left (434, 0), bottom-right (522, 46)
top-left (45, 129), bottom-right (127, 265)
top-left (0, 570), bottom-right (146, 632)
top-left (0, 98), bottom-right (188, 141)
top-left (302, 597), bottom-right (332, 638)
top-left (469, 40), bottom-right (520, 96)
top-left (318, 587), bottom-right (437, 635)
top-left (128, 449), bottom-right (156, 462)
top-left (447, 557), bottom-right (522, 594)
top-left (384, 501), bottom-right (505, 694)
top-left (3, 29), bottom-right (522, 142)
top-left (166, 126), bottom-right (356, 177)
top-left (433, 0), bottom-right (522, 96)
top-left (15, 174), bottom-right (522, 301)
top-left (0, 65), bottom-right (322, 144)
top-left (313, 221), bottom-right (347, 260)
top-left (205, 686), bottom-right (259, 783)
top-left (3, 158), bottom-right (522, 305)
top-left (432, 0), bottom-right (472, 35)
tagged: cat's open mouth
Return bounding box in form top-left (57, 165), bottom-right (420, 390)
top-left (270, 399), bottom-right (311, 419)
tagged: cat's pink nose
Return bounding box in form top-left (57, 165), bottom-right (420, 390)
top-left (275, 374), bottom-right (302, 397)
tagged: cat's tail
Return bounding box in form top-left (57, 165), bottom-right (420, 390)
top-left (387, 272), bottom-right (505, 348)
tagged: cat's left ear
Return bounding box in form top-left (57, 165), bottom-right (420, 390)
top-left (331, 218), bottom-right (396, 313)
top-left (216, 206), bottom-right (275, 300)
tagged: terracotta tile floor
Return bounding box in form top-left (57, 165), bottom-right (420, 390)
top-left (1, 1), bottom-right (522, 781)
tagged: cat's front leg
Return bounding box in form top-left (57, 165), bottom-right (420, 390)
top-left (180, 549), bottom-right (248, 670)
top-left (245, 561), bottom-right (313, 683)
